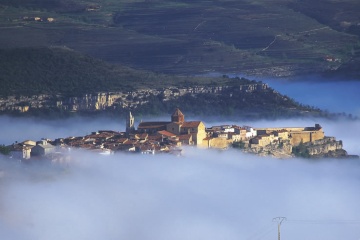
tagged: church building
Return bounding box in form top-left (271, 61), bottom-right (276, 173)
top-left (135, 108), bottom-right (206, 145)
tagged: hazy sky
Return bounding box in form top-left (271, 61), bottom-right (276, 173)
top-left (1, 116), bottom-right (360, 240)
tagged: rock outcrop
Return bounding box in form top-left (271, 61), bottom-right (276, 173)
top-left (306, 137), bottom-right (343, 156)
top-left (301, 137), bottom-right (355, 158)
top-left (242, 139), bottom-right (294, 158)
top-left (0, 83), bottom-right (271, 113)
top-left (237, 136), bottom-right (356, 159)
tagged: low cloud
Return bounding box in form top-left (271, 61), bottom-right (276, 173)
top-left (1, 116), bottom-right (360, 240)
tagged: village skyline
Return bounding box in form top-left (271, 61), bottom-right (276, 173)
top-left (3, 108), bottom-right (355, 162)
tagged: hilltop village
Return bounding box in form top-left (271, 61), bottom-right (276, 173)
top-left (5, 108), bottom-right (353, 162)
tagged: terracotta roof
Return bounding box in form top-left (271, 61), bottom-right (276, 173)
top-left (158, 130), bottom-right (177, 138)
top-left (115, 138), bottom-right (129, 144)
top-left (135, 133), bottom-right (148, 140)
top-left (123, 140), bottom-right (138, 145)
top-left (148, 135), bottom-right (162, 141)
top-left (168, 122), bottom-right (181, 126)
top-left (85, 132), bottom-right (114, 139)
top-left (172, 108), bottom-right (184, 117)
top-left (179, 134), bottom-right (192, 140)
top-left (181, 121), bottom-right (202, 128)
top-left (138, 122), bottom-right (170, 129)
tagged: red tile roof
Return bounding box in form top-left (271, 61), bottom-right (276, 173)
top-left (172, 108), bottom-right (184, 117)
top-left (135, 133), bottom-right (148, 139)
top-left (181, 121), bottom-right (202, 128)
top-left (158, 130), bottom-right (177, 138)
top-left (115, 138), bottom-right (129, 144)
top-left (138, 122), bottom-right (170, 129)
top-left (148, 135), bottom-right (162, 141)
top-left (179, 134), bottom-right (192, 140)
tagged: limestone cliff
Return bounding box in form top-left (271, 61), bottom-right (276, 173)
top-left (297, 137), bottom-right (355, 158)
top-left (236, 136), bottom-right (356, 159)
top-left (241, 140), bottom-right (294, 158)
top-left (291, 136), bottom-right (357, 158)
top-left (0, 83), bottom-right (273, 113)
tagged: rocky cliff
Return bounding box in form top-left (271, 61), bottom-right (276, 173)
top-left (236, 136), bottom-right (356, 159)
top-left (292, 136), bottom-right (357, 158)
top-left (302, 137), bottom-right (355, 158)
top-left (242, 139), bottom-right (294, 158)
top-left (0, 83), bottom-right (272, 113)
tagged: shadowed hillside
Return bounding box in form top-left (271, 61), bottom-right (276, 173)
top-left (0, 47), bottom-right (251, 97)
top-left (0, 0), bottom-right (359, 77)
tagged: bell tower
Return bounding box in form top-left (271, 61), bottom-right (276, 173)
top-left (126, 111), bottom-right (135, 135)
top-left (171, 108), bottom-right (185, 123)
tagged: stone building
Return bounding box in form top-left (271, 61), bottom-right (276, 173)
top-left (31, 140), bottom-right (56, 156)
top-left (250, 133), bottom-right (275, 147)
top-left (166, 108), bottom-right (206, 145)
top-left (256, 124), bottom-right (324, 146)
top-left (137, 121), bottom-right (170, 134)
top-left (136, 108), bottom-right (206, 145)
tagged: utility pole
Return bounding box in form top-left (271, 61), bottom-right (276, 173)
top-left (273, 217), bottom-right (286, 240)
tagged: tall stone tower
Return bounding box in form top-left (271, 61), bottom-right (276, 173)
top-left (171, 108), bottom-right (185, 123)
top-left (126, 111), bottom-right (135, 135)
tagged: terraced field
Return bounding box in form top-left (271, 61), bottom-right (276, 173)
top-left (0, 0), bottom-right (359, 77)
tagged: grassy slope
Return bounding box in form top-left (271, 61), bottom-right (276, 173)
top-left (0, 47), bottom-right (250, 97)
top-left (289, 0), bottom-right (360, 79)
top-left (0, 0), bottom-right (358, 76)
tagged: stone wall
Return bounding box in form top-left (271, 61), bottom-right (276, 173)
top-left (290, 130), bottom-right (325, 146)
top-left (256, 126), bottom-right (324, 147)
top-left (256, 127), bottom-right (305, 133)
top-left (202, 137), bottom-right (231, 149)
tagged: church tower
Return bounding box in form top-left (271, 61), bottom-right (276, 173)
top-left (171, 108), bottom-right (185, 123)
top-left (126, 111), bottom-right (135, 135)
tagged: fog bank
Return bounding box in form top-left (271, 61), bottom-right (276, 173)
top-left (0, 115), bottom-right (125, 145)
top-left (1, 115), bottom-right (359, 240)
top-left (1, 149), bottom-right (359, 240)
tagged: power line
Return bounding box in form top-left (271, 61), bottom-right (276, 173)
top-left (245, 223), bottom-right (277, 240)
top-left (287, 219), bottom-right (360, 225)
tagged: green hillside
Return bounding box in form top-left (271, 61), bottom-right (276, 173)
top-left (0, 0), bottom-right (359, 77)
top-left (0, 47), bottom-right (249, 97)
top-left (0, 47), bottom-right (328, 119)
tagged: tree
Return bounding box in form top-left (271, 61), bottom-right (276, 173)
top-left (0, 145), bottom-right (10, 155)
top-left (292, 141), bottom-right (310, 158)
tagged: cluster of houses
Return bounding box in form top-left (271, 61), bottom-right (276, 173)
top-left (7, 108), bottom-right (326, 161)
top-left (22, 16), bottom-right (55, 22)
